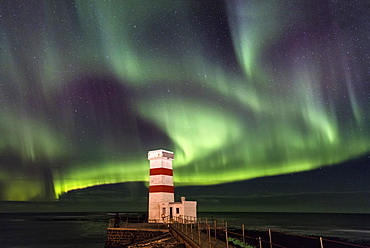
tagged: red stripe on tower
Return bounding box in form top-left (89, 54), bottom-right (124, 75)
top-left (149, 185), bottom-right (174, 193)
top-left (150, 168), bottom-right (173, 176)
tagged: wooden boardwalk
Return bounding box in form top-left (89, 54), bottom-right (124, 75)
top-left (169, 224), bottom-right (233, 248)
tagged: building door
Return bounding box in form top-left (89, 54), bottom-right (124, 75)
top-left (170, 207), bottom-right (173, 218)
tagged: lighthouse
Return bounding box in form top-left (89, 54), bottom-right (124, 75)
top-left (148, 149), bottom-right (175, 222)
top-left (148, 149), bottom-right (197, 223)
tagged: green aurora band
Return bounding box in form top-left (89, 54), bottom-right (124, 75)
top-left (0, 1), bottom-right (369, 200)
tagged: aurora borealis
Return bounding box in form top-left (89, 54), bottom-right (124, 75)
top-left (0, 0), bottom-right (369, 209)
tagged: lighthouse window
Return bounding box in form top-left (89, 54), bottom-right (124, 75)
top-left (176, 208), bottom-right (180, 214)
top-left (162, 208), bottom-right (166, 215)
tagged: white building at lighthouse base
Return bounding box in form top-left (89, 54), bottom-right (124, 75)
top-left (156, 196), bottom-right (197, 223)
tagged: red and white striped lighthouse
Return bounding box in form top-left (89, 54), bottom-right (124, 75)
top-left (148, 149), bottom-right (174, 222)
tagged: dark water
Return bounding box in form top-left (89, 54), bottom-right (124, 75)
top-left (0, 212), bottom-right (109, 248)
top-left (0, 212), bottom-right (369, 247)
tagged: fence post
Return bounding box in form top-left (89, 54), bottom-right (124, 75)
top-left (258, 237), bottom-right (262, 248)
top-left (214, 219), bottom-right (217, 239)
top-left (320, 237), bottom-right (324, 248)
top-left (198, 222), bottom-right (201, 245)
top-left (191, 223), bottom-right (194, 239)
top-left (208, 225), bottom-right (212, 248)
top-left (242, 224), bottom-right (245, 245)
top-left (269, 228), bottom-right (272, 248)
top-left (225, 222), bottom-right (229, 248)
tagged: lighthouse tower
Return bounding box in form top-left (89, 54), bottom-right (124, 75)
top-left (148, 149), bottom-right (197, 223)
top-left (148, 149), bottom-right (174, 222)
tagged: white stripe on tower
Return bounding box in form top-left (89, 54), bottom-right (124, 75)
top-left (148, 149), bottom-right (174, 222)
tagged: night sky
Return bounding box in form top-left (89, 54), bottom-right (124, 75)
top-left (0, 1), bottom-right (369, 213)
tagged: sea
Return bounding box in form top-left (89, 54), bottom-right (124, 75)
top-left (0, 212), bottom-right (369, 247)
